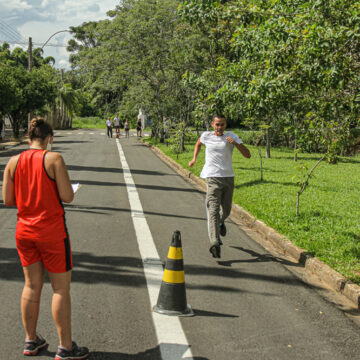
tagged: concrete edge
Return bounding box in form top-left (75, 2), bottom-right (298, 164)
top-left (143, 140), bottom-right (360, 310)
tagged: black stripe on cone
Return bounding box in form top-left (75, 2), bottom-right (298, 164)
top-left (153, 230), bottom-right (194, 316)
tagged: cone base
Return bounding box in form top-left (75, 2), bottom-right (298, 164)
top-left (153, 304), bottom-right (194, 317)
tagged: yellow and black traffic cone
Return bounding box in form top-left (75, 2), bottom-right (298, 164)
top-left (153, 230), bottom-right (194, 316)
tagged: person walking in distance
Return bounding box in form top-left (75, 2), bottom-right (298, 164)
top-left (124, 119), bottom-right (130, 138)
top-left (136, 118), bottom-right (142, 137)
top-left (2, 118), bottom-right (89, 359)
top-left (189, 115), bottom-right (251, 258)
top-left (113, 114), bottom-right (120, 137)
top-left (106, 117), bottom-right (113, 138)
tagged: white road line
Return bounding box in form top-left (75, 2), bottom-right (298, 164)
top-left (78, 132), bottom-right (83, 135)
top-left (115, 139), bottom-right (193, 360)
top-left (89, 132), bottom-right (94, 135)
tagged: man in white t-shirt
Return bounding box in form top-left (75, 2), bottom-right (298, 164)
top-left (105, 117), bottom-right (113, 138)
top-left (189, 115), bottom-right (251, 258)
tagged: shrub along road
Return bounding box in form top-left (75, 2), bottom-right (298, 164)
top-left (0, 129), bottom-right (360, 360)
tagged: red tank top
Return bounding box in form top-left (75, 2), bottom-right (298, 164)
top-left (14, 149), bottom-right (68, 241)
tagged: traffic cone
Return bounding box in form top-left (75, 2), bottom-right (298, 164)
top-left (153, 230), bottom-right (194, 316)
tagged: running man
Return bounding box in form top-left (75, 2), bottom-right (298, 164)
top-left (189, 115), bottom-right (251, 258)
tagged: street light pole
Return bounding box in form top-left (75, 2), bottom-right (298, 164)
top-left (27, 37), bottom-right (33, 130)
top-left (41, 29), bottom-right (70, 50)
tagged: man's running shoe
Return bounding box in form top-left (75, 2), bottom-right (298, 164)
top-left (55, 342), bottom-right (89, 360)
top-left (24, 335), bottom-right (47, 356)
top-left (209, 245), bottom-right (221, 258)
top-left (219, 222), bottom-right (227, 237)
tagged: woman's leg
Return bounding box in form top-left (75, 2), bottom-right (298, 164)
top-left (49, 270), bottom-right (72, 349)
top-left (22, 261), bottom-right (45, 341)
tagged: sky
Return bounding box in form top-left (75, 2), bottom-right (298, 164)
top-left (0, 0), bottom-right (120, 69)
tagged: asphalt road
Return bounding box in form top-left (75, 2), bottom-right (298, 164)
top-left (1, 129), bottom-right (359, 360)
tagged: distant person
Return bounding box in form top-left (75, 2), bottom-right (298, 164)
top-left (106, 117), bottom-right (113, 138)
top-left (113, 114), bottom-right (120, 137)
top-left (124, 120), bottom-right (130, 138)
top-left (136, 118), bottom-right (142, 137)
top-left (2, 118), bottom-right (89, 359)
top-left (189, 115), bottom-right (251, 258)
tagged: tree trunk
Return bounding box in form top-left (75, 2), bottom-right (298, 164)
top-left (180, 131), bottom-right (185, 152)
top-left (266, 128), bottom-right (271, 158)
top-left (294, 129), bottom-right (297, 162)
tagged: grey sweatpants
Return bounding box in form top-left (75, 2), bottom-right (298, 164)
top-left (206, 177), bottom-right (234, 246)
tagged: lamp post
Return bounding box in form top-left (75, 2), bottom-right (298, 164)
top-left (27, 30), bottom-right (70, 130)
top-left (41, 29), bottom-right (70, 50)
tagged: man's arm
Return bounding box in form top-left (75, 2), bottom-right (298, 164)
top-left (188, 138), bottom-right (202, 167)
top-left (226, 137), bottom-right (251, 158)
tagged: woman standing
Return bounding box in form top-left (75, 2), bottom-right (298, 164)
top-left (2, 118), bottom-right (88, 359)
top-left (124, 119), bottom-right (130, 138)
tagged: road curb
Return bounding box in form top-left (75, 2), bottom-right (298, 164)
top-left (143, 140), bottom-right (360, 310)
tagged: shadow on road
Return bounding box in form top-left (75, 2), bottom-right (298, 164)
top-left (217, 246), bottom-right (302, 268)
top-left (67, 164), bottom-right (175, 177)
top-left (0, 248), bottom-right (308, 291)
top-left (73, 179), bottom-right (202, 193)
top-left (32, 343), bottom-right (208, 360)
top-left (64, 203), bottom-right (206, 221)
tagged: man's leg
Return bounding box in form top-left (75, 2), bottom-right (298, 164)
top-left (22, 262), bottom-right (45, 341)
top-left (220, 177), bottom-right (234, 223)
top-left (206, 178), bottom-right (222, 246)
top-left (48, 270), bottom-right (72, 350)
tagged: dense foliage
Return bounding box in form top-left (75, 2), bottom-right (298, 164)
top-left (66, 0), bottom-right (360, 158)
top-left (0, 43), bottom-right (82, 137)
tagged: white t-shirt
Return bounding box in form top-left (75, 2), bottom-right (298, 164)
top-left (114, 117), bottom-right (120, 126)
top-left (199, 131), bottom-right (243, 178)
top-left (106, 119), bottom-right (112, 127)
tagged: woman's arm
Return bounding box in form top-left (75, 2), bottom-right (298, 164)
top-left (46, 152), bottom-right (74, 203)
top-left (2, 156), bottom-right (18, 206)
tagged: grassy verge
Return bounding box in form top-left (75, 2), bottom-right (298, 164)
top-left (72, 116), bottom-right (105, 129)
top-left (145, 134), bottom-right (360, 285)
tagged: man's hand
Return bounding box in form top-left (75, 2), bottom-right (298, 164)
top-left (188, 159), bottom-right (196, 167)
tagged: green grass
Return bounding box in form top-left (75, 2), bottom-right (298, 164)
top-left (72, 116), bottom-right (105, 129)
top-left (145, 134), bottom-right (360, 285)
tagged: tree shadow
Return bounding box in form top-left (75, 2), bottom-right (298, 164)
top-left (53, 140), bottom-right (92, 144)
top-left (0, 148), bottom-right (24, 158)
top-left (66, 164), bottom-right (174, 177)
top-left (74, 179), bottom-right (202, 193)
top-left (63, 204), bottom-right (206, 221)
top-left (235, 179), bottom-right (296, 188)
top-left (0, 248), bottom-right (308, 291)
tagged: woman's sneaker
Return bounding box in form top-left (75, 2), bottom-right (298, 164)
top-left (55, 342), bottom-right (89, 360)
top-left (24, 335), bottom-right (47, 356)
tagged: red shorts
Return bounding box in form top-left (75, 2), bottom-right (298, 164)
top-left (16, 237), bottom-right (73, 273)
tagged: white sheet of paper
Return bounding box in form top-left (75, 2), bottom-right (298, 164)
top-left (72, 183), bottom-right (81, 193)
